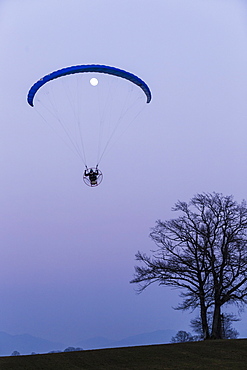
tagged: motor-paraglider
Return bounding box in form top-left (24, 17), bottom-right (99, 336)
top-left (27, 64), bottom-right (152, 187)
top-left (83, 166), bottom-right (103, 187)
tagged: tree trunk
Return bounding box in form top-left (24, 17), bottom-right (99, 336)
top-left (200, 299), bottom-right (210, 340)
top-left (211, 303), bottom-right (222, 339)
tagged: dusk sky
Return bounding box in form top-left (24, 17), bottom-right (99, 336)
top-left (1, 0), bottom-right (247, 346)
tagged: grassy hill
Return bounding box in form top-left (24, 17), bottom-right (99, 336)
top-left (0, 339), bottom-right (246, 369)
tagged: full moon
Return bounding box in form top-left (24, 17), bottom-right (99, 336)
top-left (90, 78), bottom-right (98, 86)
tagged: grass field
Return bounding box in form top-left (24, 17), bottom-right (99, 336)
top-left (0, 339), bottom-right (246, 369)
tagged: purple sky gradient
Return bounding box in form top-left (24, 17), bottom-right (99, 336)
top-left (1, 0), bottom-right (247, 345)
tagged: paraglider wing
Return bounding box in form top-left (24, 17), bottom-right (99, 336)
top-left (27, 64), bottom-right (152, 107)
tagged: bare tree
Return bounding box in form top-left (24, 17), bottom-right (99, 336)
top-left (131, 193), bottom-right (247, 339)
top-left (170, 330), bottom-right (195, 343)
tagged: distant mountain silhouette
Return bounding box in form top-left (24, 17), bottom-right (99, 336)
top-left (0, 329), bottom-right (176, 356)
top-left (0, 332), bottom-right (64, 356)
top-left (76, 329), bottom-right (176, 350)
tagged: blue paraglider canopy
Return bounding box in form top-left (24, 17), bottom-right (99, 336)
top-left (27, 64), bottom-right (152, 107)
